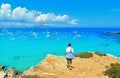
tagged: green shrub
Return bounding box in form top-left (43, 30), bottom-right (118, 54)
top-left (21, 75), bottom-right (40, 78)
top-left (95, 52), bottom-right (106, 56)
top-left (105, 63), bottom-right (120, 78)
top-left (75, 52), bottom-right (93, 58)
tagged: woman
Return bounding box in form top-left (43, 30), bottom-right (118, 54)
top-left (66, 43), bottom-right (75, 70)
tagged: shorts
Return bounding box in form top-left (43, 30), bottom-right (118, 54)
top-left (66, 58), bottom-right (72, 60)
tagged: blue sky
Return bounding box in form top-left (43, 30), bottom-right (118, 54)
top-left (0, 0), bottom-right (120, 27)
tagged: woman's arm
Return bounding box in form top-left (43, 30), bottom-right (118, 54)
top-left (72, 48), bottom-right (74, 55)
top-left (66, 51), bottom-right (68, 55)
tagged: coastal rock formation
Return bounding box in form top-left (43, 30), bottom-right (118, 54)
top-left (0, 65), bottom-right (22, 78)
top-left (0, 65), bottom-right (6, 78)
top-left (0, 65), bottom-right (5, 71)
top-left (0, 71), bottom-right (6, 78)
top-left (22, 53), bottom-right (120, 78)
top-left (6, 68), bottom-right (22, 78)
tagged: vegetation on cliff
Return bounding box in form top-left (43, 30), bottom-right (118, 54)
top-left (95, 52), bottom-right (107, 56)
top-left (75, 52), bottom-right (93, 58)
top-left (105, 63), bottom-right (120, 78)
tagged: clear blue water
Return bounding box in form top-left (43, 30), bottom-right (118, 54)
top-left (0, 27), bottom-right (120, 71)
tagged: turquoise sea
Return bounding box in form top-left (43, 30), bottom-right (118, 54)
top-left (0, 27), bottom-right (120, 71)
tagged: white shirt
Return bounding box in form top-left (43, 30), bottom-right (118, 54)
top-left (66, 47), bottom-right (74, 53)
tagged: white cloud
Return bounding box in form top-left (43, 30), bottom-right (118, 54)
top-left (55, 15), bottom-right (68, 22)
top-left (0, 3), bottom-right (12, 20)
top-left (35, 13), bottom-right (54, 22)
top-left (69, 19), bottom-right (78, 25)
top-left (35, 13), bottom-right (69, 23)
top-left (0, 3), bottom-right (78, 27)
top-left (12, 7), bottom-right (28, 20)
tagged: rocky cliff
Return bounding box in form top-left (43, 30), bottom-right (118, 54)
top-left (0, 65), bottom-right (22, 78)
top-left (22, 53), bottom-right (120, 78)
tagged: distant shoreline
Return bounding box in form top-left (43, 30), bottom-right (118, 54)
top-left (105, 31), bottom-right (120, 34)
top-left (0, 27), bottom-right (120, 29)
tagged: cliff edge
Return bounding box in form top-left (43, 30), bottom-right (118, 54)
top-left (22, 53), bottom-right (120, 78)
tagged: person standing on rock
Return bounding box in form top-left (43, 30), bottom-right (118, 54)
top-left (66, 43), bottom-right (75, 70)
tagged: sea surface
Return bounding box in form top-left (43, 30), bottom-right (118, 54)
top-left (0, 27), bottom-right (120, 71)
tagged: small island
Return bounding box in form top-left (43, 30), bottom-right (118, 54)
top-left (105, 31), bottom-right (120, 35)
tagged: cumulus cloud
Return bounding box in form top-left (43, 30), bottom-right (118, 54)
top-left (0, 3), bottom-right (78, 27)
top-left (12, 7), bottom-right (28, 20)
top-left (35, 13), bottom-right (69, 23)
top-left (0, 3), bottom-right (12, 20)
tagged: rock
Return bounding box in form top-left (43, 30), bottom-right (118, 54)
top-left (0, 64), bottom-right (22, 78)
top-left (0, 65), bottom-right (5, 71)
top-left (6, 68), bottom-right (15, 78)
top-left (0, 71), bottom-right (6, 78)
top-left (0, 65), bottom-right (7, 78)
top-left (6, 68), bottom-right (22, 78)
top-left (0, 65), bottom-right (3, 71)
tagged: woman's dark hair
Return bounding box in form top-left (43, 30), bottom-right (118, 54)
top-left (68, 43), bottom-right (71, 46)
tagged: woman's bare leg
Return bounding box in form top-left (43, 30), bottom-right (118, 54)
top-left (67, 59), bottom-right (70, 68)
top-left (70, 60), bottom-right (73, 68)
